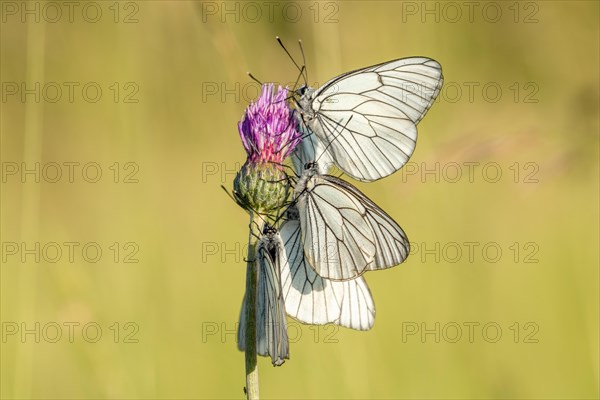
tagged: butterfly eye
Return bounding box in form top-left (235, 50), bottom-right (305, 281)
top-left (303, 161), bottom-right (316, 170)
top-left (297, 85), bottom-right (308, 96)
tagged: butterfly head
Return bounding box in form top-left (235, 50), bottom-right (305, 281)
top-left (262, 224), bottom-right (278, 237)
top-left (260, 224), bottom-right (281, 257)
top-left (297, 85), bottom-right (309, 97)
top-left (295, 85), bottom-right (315, 108)
top-left (303, 161), bottom-right (319, 173)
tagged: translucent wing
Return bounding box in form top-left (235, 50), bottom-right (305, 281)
top-left (280, 212), bottom-right (375, 330)
top-left (291, 128), bottom-right (335, 176)
top-left (302, 57), bottom-right (443, 182)
top-left (294, 168), bottom-right (376, 280)
top-left (238, 232), bottom-right (289, 366)
top-left (320, 175), bottom-right (410, 269)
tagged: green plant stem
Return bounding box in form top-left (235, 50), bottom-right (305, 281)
top-left (245, 212), bottom-right (263, 400)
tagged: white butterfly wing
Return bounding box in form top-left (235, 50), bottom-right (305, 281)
top-left (335, 278), bottom-right (375, 330)
top-left (321, 175), bottom-right (410, 269)
top-left (280, 217), bottom-right (375, 330)
top-left (238, 235), bottom-right (289, 366)
top-left (304, 57), bottom-right (443, 182)
top-left (295, 172), bottom-right (376, 280)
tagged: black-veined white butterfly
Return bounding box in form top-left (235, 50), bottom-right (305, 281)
top-left (238, 225), bottom-right (289, 366)
top-left (280, 38), bottom-right (442, 182)
top-left (280, 205), bottom-right (375, 330)
top-left (238, 216), bottom-right (377, 366)
top-left (292, 160), bottom-right (410, 281)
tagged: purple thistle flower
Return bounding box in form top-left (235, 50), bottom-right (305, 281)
top-left (233, 84), bottom-right (300, 213)
top-left (238, 84), bottom-right (301, 164)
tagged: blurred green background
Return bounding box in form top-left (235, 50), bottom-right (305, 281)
top-left (1, 1), bottom-right (598, 399)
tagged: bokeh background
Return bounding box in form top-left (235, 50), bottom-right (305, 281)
top-left (1, 1), bottom-right (598, 399)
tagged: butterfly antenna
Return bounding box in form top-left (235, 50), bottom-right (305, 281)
top-left (284, 92), bottom-right (295, 102)
top-left (288, 92), bottom-right (302, 109)
top-left (270, 203), bottom-right (293, 226)
top-left (221, 185), bottom-right (235, 201)
top-left (282, 166), bottom-right (298, 185)
top-left (271, 79), bottom-right (302, 106)
top-left (281, 163), bottom-right (300, 179)
top-left (287, 65), bottom-right (305, 94)
top-left (298, 40), bottom-right (308, 84)
top-left (247, 72), bottom-right (262, 85)
top-left (263, 161), bottom-right (291, 184)
top-left (276, 36), bottom-right (304, 78)
top-left (229, 184), bottom-right (264, 217)
top-left (271, 213), bottom-right (285, 227)
top-left (221, 185), bottom-right (243, 206)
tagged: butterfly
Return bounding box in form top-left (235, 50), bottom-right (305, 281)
top-left (288, 47), bottom-right (442, 182)
top-left (290, 158), bottom-right (410, 281)
top-left (238, 216), bottom-right (378, 367)
top-left (238, 224), bottom-right (289, 366)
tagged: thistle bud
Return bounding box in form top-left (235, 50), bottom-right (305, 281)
top-left (234, 161), bottom-right (289, 213)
